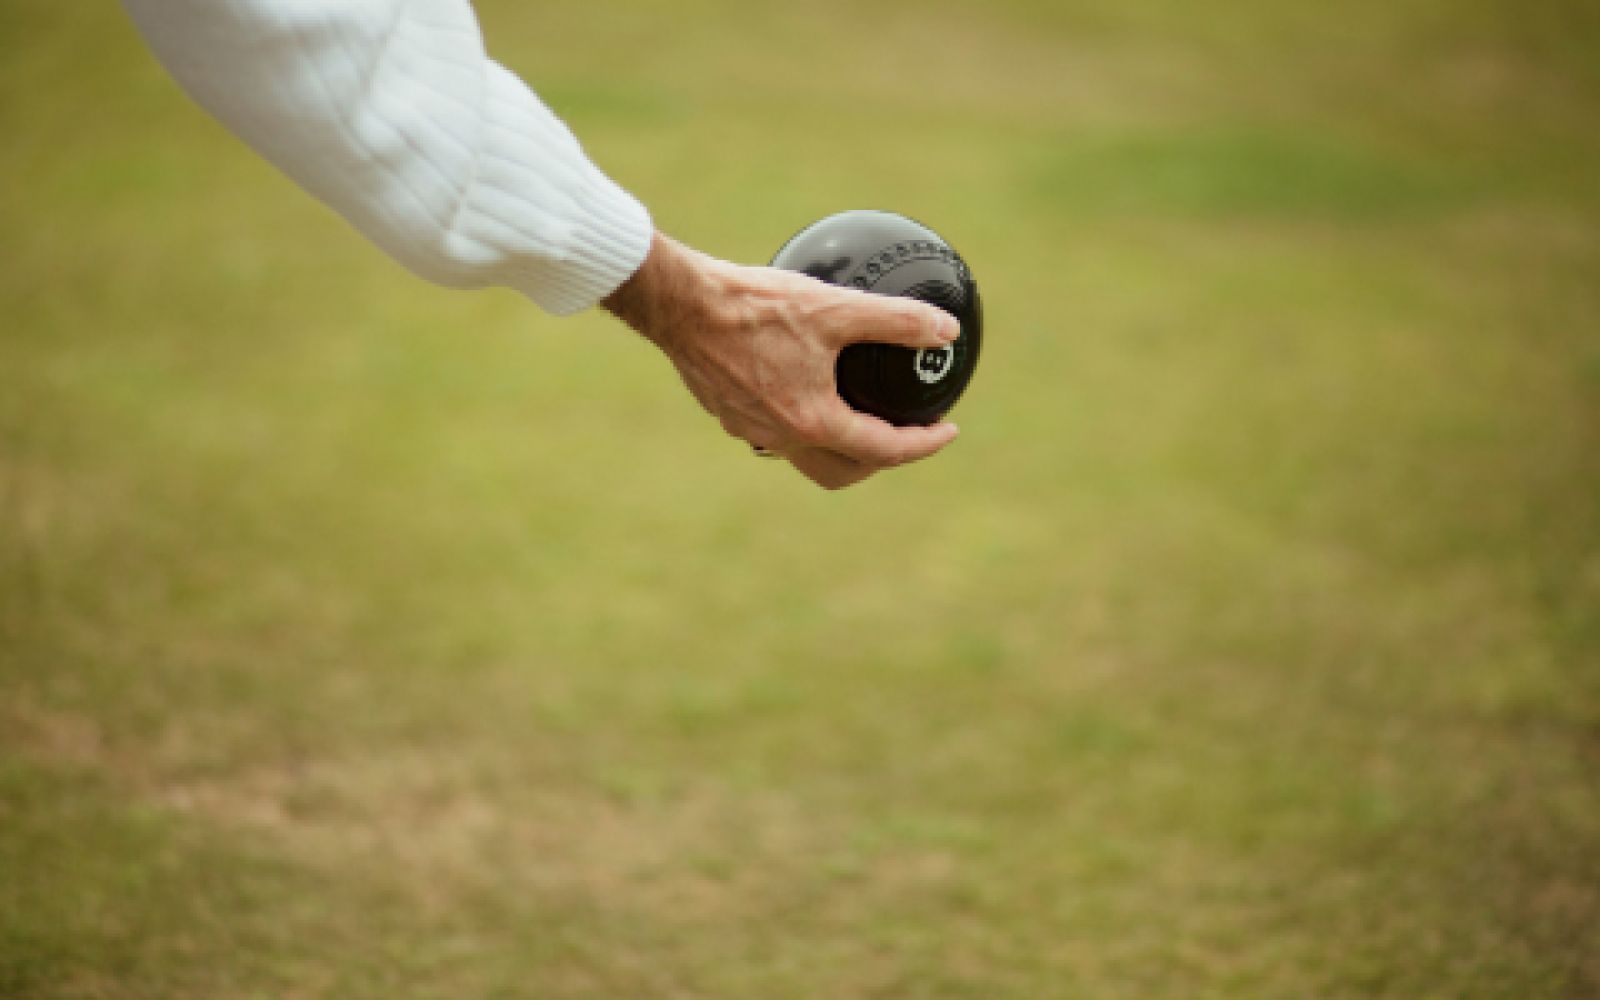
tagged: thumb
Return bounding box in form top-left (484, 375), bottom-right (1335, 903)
top-left (827, 290), bottom-right (960, 351)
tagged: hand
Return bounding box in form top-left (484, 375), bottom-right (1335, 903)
top-left (603, 232), bottom-right (961, 489)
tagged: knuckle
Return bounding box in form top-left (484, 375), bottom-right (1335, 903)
top-left (786, 408), bottom-right (829, 446)
top-left (862, 436), bottom-right (903, 467)
top-left (885, 441), bottom-right (920, 468)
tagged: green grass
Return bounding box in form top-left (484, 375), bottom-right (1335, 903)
top-left (3, 0), bottom-right (1598, 996)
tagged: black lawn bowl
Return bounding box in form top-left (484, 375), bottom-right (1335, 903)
top-left (770, 210), bottom-right (982, 427)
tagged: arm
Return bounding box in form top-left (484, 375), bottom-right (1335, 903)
top-left (124, 0), bottom-right (960, 488)
top-left (122, 0), bottom-right (652, 314)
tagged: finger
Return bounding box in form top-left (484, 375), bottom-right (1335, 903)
top-left (821, 290), bottom-right (960, 352)
top-left (821, 407), bottom-right (960, 468)
top-left (784, 445), bottom-right (876, 491)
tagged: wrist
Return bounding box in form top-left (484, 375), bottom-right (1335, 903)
top-left (603, 231), bottom-right (729, 353)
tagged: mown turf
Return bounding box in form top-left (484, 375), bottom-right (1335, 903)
top-left (2, 1), bottom-right (1597, 996)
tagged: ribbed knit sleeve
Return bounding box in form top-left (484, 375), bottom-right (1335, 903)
top-left (123, 0), bottom-right (654, 315)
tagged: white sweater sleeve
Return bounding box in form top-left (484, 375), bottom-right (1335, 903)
top-left (122, 0), bottom-right (654, 315)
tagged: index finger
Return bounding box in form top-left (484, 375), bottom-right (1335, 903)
top-left (818, 288), bottom-right (960, 352)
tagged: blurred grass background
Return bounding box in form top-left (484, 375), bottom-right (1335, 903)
top-left (2, 0), bottom-right (1598, 995)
